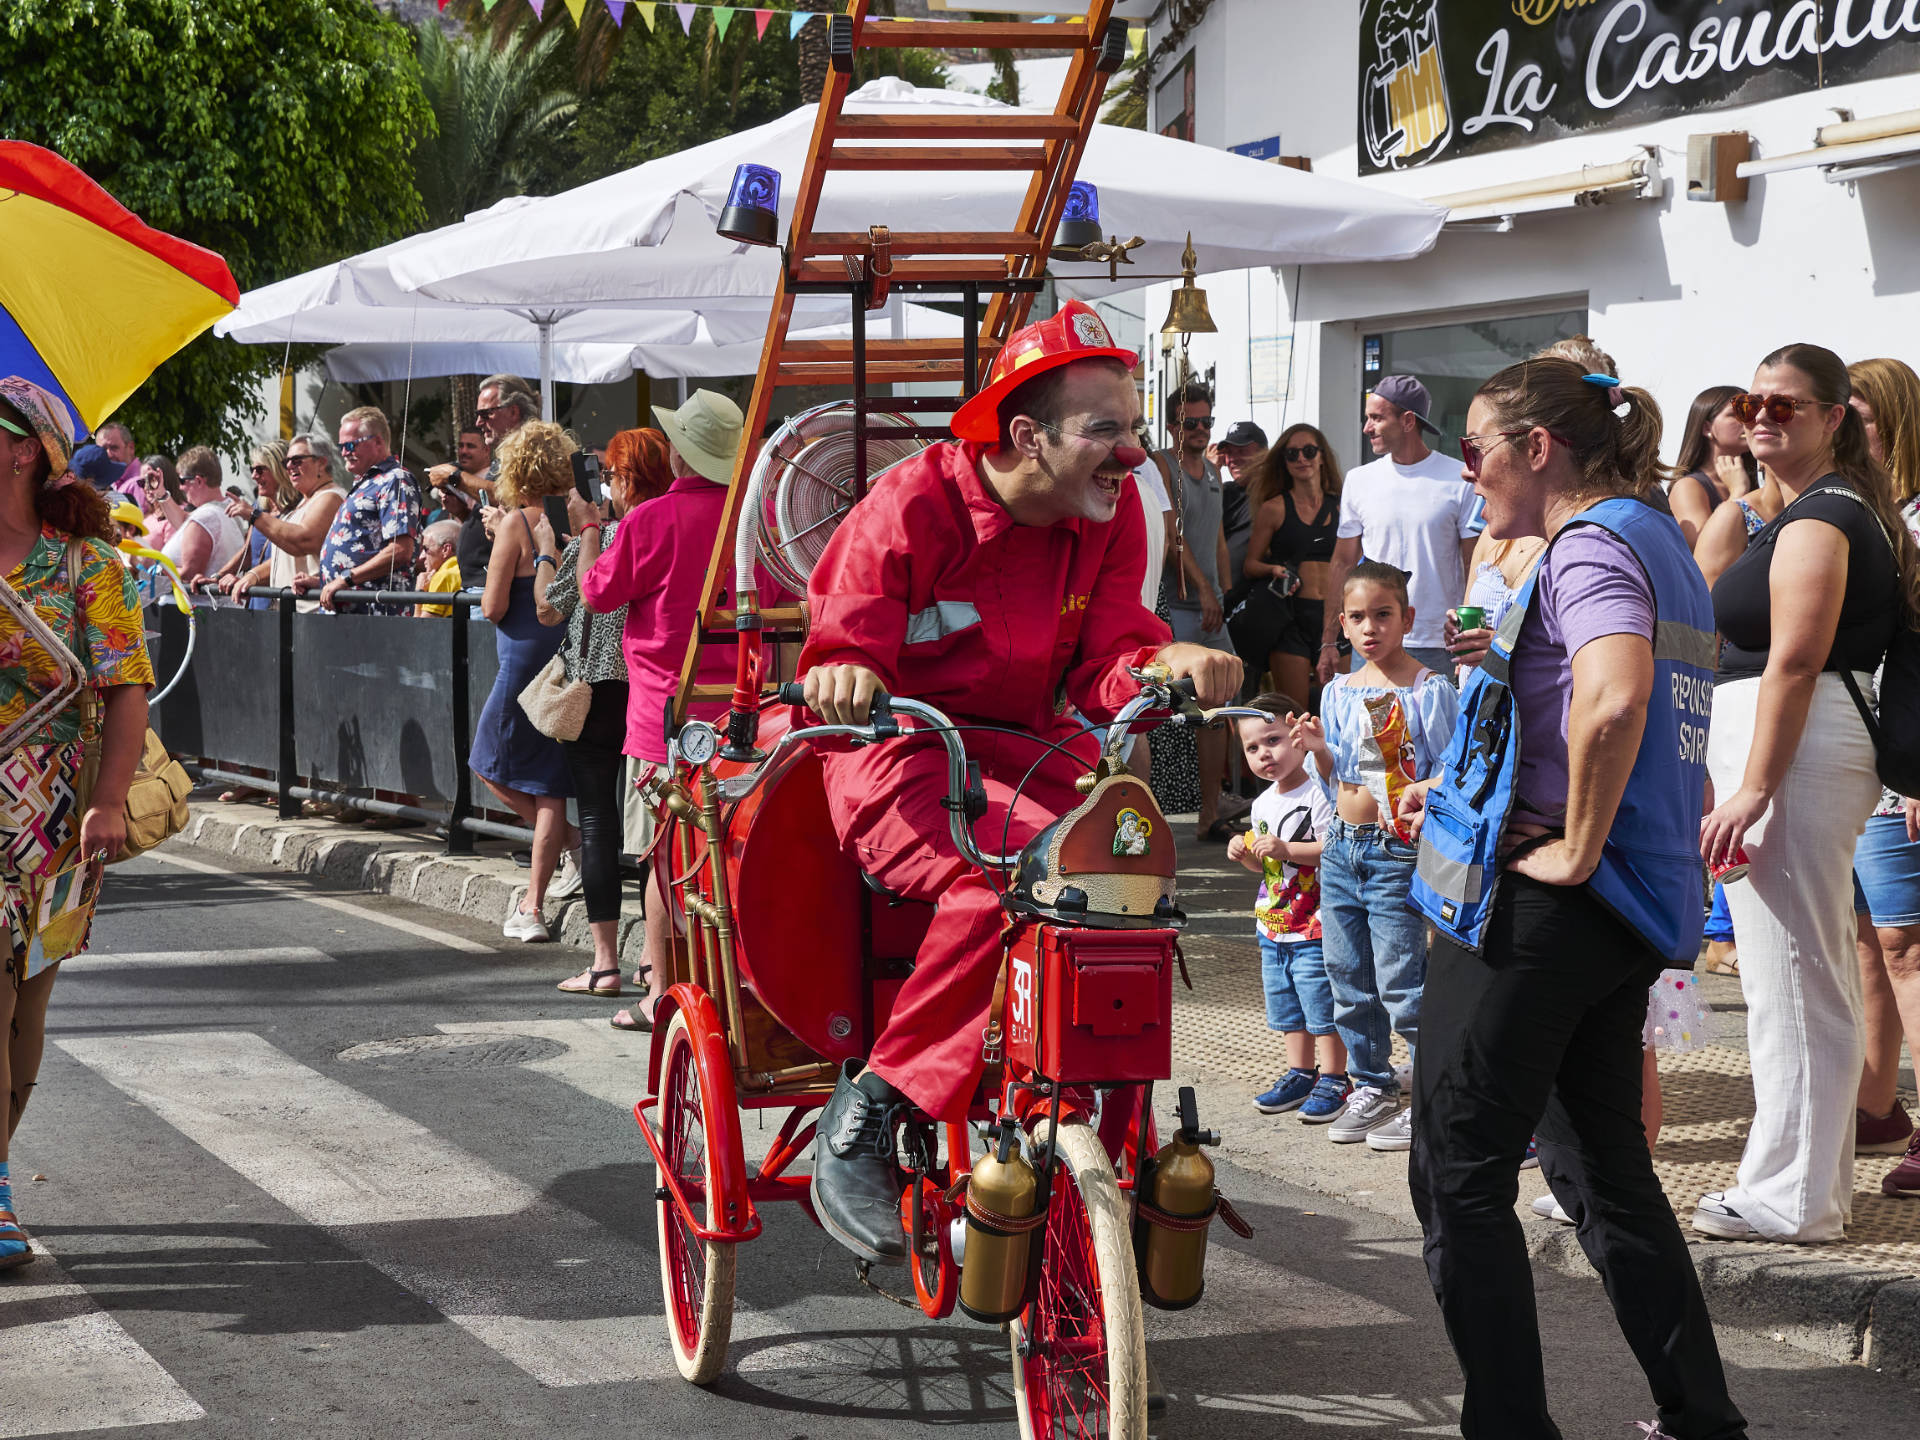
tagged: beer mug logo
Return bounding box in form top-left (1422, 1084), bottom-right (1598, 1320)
top-left (1364, 0), bottom-right (1453, 171)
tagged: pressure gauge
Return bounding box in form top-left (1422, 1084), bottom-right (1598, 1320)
top-left (676, 719), bottom-right (720, 767)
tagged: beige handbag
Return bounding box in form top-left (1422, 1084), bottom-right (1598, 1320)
top-left (67, 545), bottom-right (191, 862)
top-left (518, 647), bottom-right (593, 742)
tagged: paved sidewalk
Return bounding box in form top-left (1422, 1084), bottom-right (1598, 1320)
top-left (164, 796), bottom-right (1920, 1377)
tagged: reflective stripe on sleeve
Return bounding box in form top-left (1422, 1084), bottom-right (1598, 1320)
top-left (903, 600), bottom-right (983, 645)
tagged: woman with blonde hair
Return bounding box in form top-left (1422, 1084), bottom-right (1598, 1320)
top-left (1228, 423), bottom-right (1341, 707)
top-left (474, 420), bottom-right (582, 942)
top-left (1844, 356), bottom-right (1920, 1194)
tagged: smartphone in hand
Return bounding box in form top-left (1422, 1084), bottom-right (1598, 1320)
top-left (571, 450), bottom-right (604, 506)
top-left (542, 493), bottom-right (572, 544)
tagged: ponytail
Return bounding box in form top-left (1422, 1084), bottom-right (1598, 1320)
top-left (1475, 356), bottom-right (1664, 501)
top-left (38, 475), bottom-right (114, 543)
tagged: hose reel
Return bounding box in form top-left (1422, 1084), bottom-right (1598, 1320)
top-left (750, 401), bottom-right (927, 596)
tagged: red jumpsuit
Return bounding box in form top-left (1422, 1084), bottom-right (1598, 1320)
top-left (798, 440), bottom-right (1171, 1121)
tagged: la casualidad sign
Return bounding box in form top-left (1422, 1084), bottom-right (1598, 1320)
top-left (1357, 0), bottom-right (1920, 174)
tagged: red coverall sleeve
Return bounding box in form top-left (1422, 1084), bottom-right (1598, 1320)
top-left (799, 492), bottom-right (914, 692)
top-left (1063, 481), bottom-right (1172, 721)
top-left (580, 506), bottom-right (648, 614)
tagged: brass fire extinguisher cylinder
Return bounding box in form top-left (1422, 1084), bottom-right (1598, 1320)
top-left (1140, 1087), bottom-right (1220, 1309)
top-left (958, 1120), bottom-right (1039, 1324)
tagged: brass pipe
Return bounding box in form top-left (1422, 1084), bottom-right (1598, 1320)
top-left (698, 770), bottom-right (751, 1072)
top-left (674, 799), bottom-right (712, 1001)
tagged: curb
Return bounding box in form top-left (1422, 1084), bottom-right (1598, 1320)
top-left (164, 802), bottom-right (1920, 1379)
top-left (169, 802), bottom-right (650, 970)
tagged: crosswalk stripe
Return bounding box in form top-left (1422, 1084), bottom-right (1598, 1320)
top-left (78, 945), bottom-right (334, 972)
top-left (50, 1030), bottom-right (717, 1388)
top-left (140, 851), bottom-right (494, 953)
top-left (0, 1252), bottom-right (205, 1438)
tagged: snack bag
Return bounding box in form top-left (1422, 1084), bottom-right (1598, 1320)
top-left (1356, 692), bottom-right (1419, 842)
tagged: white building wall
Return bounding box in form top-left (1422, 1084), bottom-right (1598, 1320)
top-left (1144, 0), bottom-right (1920, 466)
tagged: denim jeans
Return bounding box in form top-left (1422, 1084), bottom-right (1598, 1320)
top-left (1258, 936), bottom-right (1334, 1035)
top-left (1319, 816), bottom-right (1426, 1089)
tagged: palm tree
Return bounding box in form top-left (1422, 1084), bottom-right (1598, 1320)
top-left (412, 23), bottom-right (580, 228)
top-left (1101, 43), bottom-right (1147, 130)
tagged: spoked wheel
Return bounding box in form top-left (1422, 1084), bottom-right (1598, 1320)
top-left (655, 1008), bottom-right (738, 1384)
top-left (1009, 1121), bottom-right (1147, 1440)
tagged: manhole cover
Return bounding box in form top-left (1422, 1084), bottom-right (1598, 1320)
top-left (338, 1033), bottom-right (565, 1070)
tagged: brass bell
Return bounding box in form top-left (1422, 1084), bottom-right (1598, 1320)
top-left (1159, 232), bottom-right (1217, 337)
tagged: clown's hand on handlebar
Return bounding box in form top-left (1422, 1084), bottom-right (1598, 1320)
top-left (1151, 642), bottom-right (1242, 711)
top-left (795, 663), bottom-right (892, 731)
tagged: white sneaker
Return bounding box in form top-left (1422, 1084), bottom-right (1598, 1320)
top-left (1691, 1190), bottom-right (1758, 1240)
top-left (503, 905), bottom-right (550, 943)
top-left (1530, 1192), bottom-right (1573, 1225)
top-left (1327, 1085), bottom-right (1401, 1143)
top-left (548, 849), bottom-right (584, 900)
top-left (1365, 1107), bottom-right (1412, 1152)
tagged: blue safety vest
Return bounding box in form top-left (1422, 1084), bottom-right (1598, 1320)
top-left (1409, 498), bottom-right (1717, 965)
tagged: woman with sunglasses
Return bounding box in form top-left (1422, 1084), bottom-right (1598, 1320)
top-left (1697, 344), bottom-right (1918, 1244)
top-left (1229, 425), bottom-right (1341, 708)
top-left (137, 455), bottom-right (185, 551)
top-left (212, 444), bottom-right (294, 613)
top-left (1844, 357), bottom-right (1920, 1200)
top-left (218, 436), bottom-right (344, 617)
top-left (1668, 386), bottom-right (1760, 549)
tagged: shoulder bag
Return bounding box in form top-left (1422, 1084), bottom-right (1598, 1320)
top-left (67, 543), bottom-right (192, 861)
top-left (517, 522), bottom-right (596, 742)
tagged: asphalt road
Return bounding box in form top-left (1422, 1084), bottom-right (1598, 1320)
top-left (2, 851), bottom-right (1912, 1439)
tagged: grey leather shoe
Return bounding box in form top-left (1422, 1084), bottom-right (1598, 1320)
top-left (810, 1061), bottom-right (908, 1265)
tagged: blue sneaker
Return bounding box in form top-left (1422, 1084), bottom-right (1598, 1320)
top-left (1299, 1072), bottom-right (1352, 1123)
top-left (1254, 1067), bottom-right (1318, 1114)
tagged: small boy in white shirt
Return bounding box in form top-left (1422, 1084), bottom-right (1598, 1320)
top-left (1229, 693), bottom-right (1351, 1121)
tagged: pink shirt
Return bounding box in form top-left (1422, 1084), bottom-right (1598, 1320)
top-left (581, 475), bottom-right (783, 762)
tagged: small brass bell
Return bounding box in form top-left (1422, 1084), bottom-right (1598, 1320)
top-left (1159, 232), bottom-right (1217, 336)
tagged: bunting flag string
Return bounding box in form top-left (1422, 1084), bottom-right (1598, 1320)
top-left (470, 0), bottom-right (1152, 56)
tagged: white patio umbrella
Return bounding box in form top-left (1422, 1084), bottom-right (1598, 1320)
top-left (388, 78), bottom-right (1447, 310)
top-left (320, 302), bottom-right (965, 386)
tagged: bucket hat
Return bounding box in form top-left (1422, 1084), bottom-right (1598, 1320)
top-left (651, 389), bottom-right (745, 486)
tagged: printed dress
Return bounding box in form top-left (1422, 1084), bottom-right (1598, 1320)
top-left (0, 529), bottom-right (154, 982)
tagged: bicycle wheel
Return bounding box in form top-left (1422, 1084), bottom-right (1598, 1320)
top-left (1009, 1120), bottom-right (1147, 1440)
top-left (655, 1007), bottom-right (738, 1384)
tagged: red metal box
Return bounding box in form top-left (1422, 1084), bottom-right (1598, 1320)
top-left (1004, 925), bottom-right (1176, 1085)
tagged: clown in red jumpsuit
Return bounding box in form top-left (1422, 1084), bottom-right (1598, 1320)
top-left (796, 302), bottom-right (1242, 1264)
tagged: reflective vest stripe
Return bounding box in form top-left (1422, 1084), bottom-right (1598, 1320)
top-left (1416, 842), bottom-right (1483, 905)
top-left (904, 600), bottom-right (982, 644)
top-left (1654, 621), bottom-right (1717, 669)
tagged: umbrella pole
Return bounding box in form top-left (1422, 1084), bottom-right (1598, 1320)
top-left (538, 319), bottom-right (555, 421)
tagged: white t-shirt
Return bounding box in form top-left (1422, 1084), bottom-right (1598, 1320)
top-left (1337, 450), bottom-right (1478, 649)
top-left (1132, 466), bottom-right (1170, 609)
top-left (162, 500), bottom-right (245, 602)
top-left (1249, 775), bottom-right (1335, 944)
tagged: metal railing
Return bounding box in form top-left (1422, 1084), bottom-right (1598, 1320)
top-left (151, 585), bottom-right (529, 853)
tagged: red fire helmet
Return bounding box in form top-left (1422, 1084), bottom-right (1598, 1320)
top-left (950, 300), bottom-right (1139, 444)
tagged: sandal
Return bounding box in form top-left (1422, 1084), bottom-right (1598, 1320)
top-left (557, 967), bottom-right (621, 996)
top-left (219, 786), bottom-right (265, 804)
top-left (1196, 818), bottom-right (1240, 845)
top-left (610, 996), bottom-right (660, 1032)
top-left (0, 1211), bottom-right (36, 1272)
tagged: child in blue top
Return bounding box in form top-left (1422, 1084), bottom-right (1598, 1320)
top-left (1291, 561), bottom-right (1458, 1151)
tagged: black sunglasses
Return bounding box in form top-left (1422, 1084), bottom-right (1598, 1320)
top-left (1283, 443), bottom-right (1321, 462)
top-left (1179, 415), bottom-right (1213, 431)
top-left (475, 404), bottom-right (508, 424)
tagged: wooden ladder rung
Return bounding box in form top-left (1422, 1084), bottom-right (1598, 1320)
top-left (773, 360), bottom-right (974, 387)
top-left (828, 146), bottom-right (1050, 171)
top-left (781, 337), bottom-right (997, 361)
top-left (712, 606), bottom-right (806, 625)
top-left (687, 683), bottom-right (736, 702)
top-left (800, 231), bottom-right (1044, 258)
top-left (793, 259), bottom-right (1012, 286)
top-left (856, 19), bottom-right (1094, 49)
top-left (833, 113), bottom-right (1083, 141)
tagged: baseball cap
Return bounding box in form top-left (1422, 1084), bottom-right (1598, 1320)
top-left (70, 442), bottom-right (125, 490)
top-left (1219, 421), bottom-right (1267, 450)
top-left (1369, 374), bottom-right (1442, 435)
top-left (951, 300), bottom-right (1138, 444)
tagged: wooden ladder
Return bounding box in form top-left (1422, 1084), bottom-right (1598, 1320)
top-left (672, 0), bottom-right (1129, 741)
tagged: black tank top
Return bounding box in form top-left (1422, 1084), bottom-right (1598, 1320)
top-left (1266, 487), bottom-right (1337, 568)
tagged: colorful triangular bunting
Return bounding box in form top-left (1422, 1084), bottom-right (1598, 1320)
top-left (711, 5), bottom-right (735, 39)
top-left (790, 10), bottom-right (812, 38)
top-left (674, 2), bottom-right (695, 33)
top-left (754, 7), bottom-right (772, 39)
top-left (635, 0), bottom-right (657, 27)
top-left (564, 0), bottom-right (588, 25)
top-left (528, 0), bottom-right (545, 17)
top-left (606, 0), bottom-right (626, 23)
top-left (1130, 25), bottom-right (1146, 59)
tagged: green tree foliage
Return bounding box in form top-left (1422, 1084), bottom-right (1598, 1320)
top-left (0, 0), bottom-right (430, 454)
top-left (413, 22), bottom-right (578, 227)
top-left (1101, 43), bottom-right (1147, 130)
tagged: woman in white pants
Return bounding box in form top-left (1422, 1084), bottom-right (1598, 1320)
top-left (1698, 343), bottom-right (1916, 1243)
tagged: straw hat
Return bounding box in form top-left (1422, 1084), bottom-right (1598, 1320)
top-left (651, 389), bottom-right (745, 486)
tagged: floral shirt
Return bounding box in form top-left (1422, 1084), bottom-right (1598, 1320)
top-left (318, 455), bottom-right (422, 614)
top-left (0, 528), bottom-right (155, 748)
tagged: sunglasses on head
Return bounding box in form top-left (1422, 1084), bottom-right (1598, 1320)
top-left (1729, 392), bottom-right (1822, 426)
top-left (1179, 415), bottom-right (1213, 431)
top-left (1282, 443), bottom-right (1321, 462)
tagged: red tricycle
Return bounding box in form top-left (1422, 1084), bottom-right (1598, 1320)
top-left (632, 673), bottom-right (1262, 1438)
